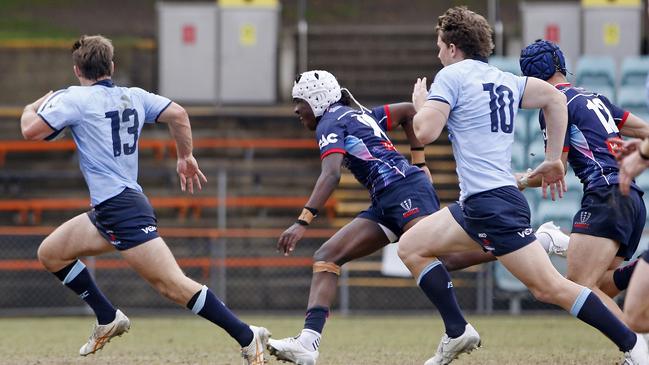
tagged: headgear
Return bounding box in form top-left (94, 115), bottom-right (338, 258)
top-left (292, 70), bottom-right (342, 117)
top-left (519, 40), bottom-right (566, 80)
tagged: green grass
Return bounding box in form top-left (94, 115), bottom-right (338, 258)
top-left (0, 314), bottom-right (622, 365)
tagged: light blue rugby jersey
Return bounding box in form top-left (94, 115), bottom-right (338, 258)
top-left (37, 80), bottom-right (171, 206)
top-left (427, 59), bottom-right (527, 201)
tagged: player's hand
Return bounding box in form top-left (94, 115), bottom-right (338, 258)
top-left (619, 150), bottom-right (649, 195)
top-left (609, 138), bottom-right (642, 161)
top-left (528, 159), bottom-right (566, 200)
top-left (176, 155), bottom-right (207, 194)
top-left (277, 223), bottom-right (307, 256)
top-left (419, 164), bottom-right (433, 184)
top-left (29, 90), bottom-right (53, 111)
top-left (412, 77), bottom-right (428, 112)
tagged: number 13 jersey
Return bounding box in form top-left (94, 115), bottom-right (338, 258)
top-left (427, 59), bottom-right (528, 201)
top-left (37, 80), bottom-right (171, 206)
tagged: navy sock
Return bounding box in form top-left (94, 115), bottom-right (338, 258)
top-left (571, 288), bottom-right (637, 352)
top-left (187, 285), bottom-right (253, 347)
top-left (613, 259), bottom-right (639, 291)
top-left (53, 260), bottom-right (116, 325)
top-left (417, 260), bottom-right (468, 338)
top-left (304, 306), bottom-right (329, 334)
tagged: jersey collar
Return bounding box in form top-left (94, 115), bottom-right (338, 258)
top-left (93, 79), bottom-right (115, 88)
top-left (555, 82), bottom-right (571, 89)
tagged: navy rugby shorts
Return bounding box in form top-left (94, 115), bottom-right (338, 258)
top-left (449, 186), bottom-right (535, 256)
top-left (358, 172), bottom-right (440, 240)
top-left (572, 185), bottom-right (645, 260)
top-left (87, 187), bottom-right (159, 250)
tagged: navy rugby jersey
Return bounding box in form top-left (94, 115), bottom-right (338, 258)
top-left (539, 83), bottom-right (637, 192)
top-left (315, 102), bottom-right (422, 197)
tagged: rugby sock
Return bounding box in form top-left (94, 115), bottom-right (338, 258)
top-left (53, 260), bottom-right (116, 325)
top-left (613, 259), bottom-right (639, 291)
top-left (571, 287), bottom-right (637, 352)
top-left (187, 285), bottom-right (253, 347)
top-left (417, 260), bottom-right (468, 338)
top-left (300, 306), bottom-right (328, 350)
top-left (298, 329), bottom-right (321, 351)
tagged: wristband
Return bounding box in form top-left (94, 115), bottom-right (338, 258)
top-left (414, 163), bottom-right (427, 168)
top-left (298, 207), bottom-right (316, 225)
top-left (410, 147), bottom-right (425, 151)
top-left (304, 206), bottom-right (319, 216)
top-left (296, 219), bottom-right (309, 226)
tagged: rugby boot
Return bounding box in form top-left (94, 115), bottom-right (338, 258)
top-left (536, 221), bottom-right (569, 257)
top-left (79, 309), bottom-right (130, 356)
top-left (241, 325), bottom-right (271, 365)
top-left (424, 323), bottom-right (481, 365)
top-left (268, 335), bottom-right (319, 365)
top-left (622, 333), bottom-right (649, 365)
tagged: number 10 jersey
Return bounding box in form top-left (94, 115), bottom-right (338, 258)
top-left (427, 59), bottom-right (528, 201)
top-left (37, 79), bottom-right (171, 206)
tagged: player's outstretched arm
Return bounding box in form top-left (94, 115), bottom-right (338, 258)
top-left (157, 102), bottom-right (207, 193)
top-left (619, 137), bottom-right (649, 195)
top-left (522, 77), bottom-right (568, 200)
top-left (620, 113), bottom-right (649, 139)
top-left (388, 102), bottom-right (432, 181)
top-left (20, 91), bottom-right (55, 140)
top-left (277, 153), bottom-right (343, 256)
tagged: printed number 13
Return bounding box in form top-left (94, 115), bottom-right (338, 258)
top-left (106, 109), bottom-right (139, 157)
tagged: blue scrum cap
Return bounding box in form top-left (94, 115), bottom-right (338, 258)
top-left (519, 39), bottom-right (566, 80)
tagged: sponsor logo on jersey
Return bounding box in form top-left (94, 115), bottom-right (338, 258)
top-left (574, 211), bottom-right (591, 229)
top-left (380, 140), bottom-right (396, 151)
top-left (141, 225), bottom-right (157, 234)
top-left (319, 133), bottom-right (339, 149)
top-left (400, 198), bottom-right (420, 218)
top-left (517, 227), bottom-right (533, 238)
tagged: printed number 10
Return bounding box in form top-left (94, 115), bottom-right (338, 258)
top-left (483, 83), bottom-right (514, 134)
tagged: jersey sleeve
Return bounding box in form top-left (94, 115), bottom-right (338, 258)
top-left (370, 105), bottom-right (392, 131)
top-left (427, 67), bottom-right (461, 108)
top-left (516, 76), bottom-right (528, 109)
top-left (316, 115), bottom-right (346, 160)
top-left (598, 94), bottom-right (629, 129)
top-left (132, 87), bottom-right (172, 124)
top-left (37, 89), bottom-right (79, 133)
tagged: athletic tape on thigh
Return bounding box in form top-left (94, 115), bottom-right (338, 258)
top-left (313, 261), bottom-right (341, 276)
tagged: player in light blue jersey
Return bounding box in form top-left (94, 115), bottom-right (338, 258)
top-left (397, 7), bottom-right (648, 365)
top-left (19, 35), bottom-right (269, 364)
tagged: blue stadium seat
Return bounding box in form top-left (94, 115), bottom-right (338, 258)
top-left (621, 56), bottom-right (649, 87)
top-left (493, 262), bottom-right (528, 315)
top-left (617, 86), bottom-right (648, 115)
top-left (633, 172), bottom-right (649, 192)
top-left (511, 142), bottom-right (528, 171)
top-left (535, 198), bottom-right (579, 228)
top-left (587, 85), bottom-right (616, 104)
top-left (514, 113), bottom-right (529, 146)
top-left (576, 56), bottom-right (616, 89)
top-left (489, 56), bottom-right (521, 75)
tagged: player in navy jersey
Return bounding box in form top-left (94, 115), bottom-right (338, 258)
top-left (19, 35), bottom-right (269, 364)
top-left (266, 70), bottom-right (474, 365)
top-left (397, 7), bottom-right (648, 364)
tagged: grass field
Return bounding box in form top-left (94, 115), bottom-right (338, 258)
top-left (0, 314), bottom-right (623, 365)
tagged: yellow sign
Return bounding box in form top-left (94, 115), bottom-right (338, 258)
top-left (603, 23), bottom-right (620, 46)
top-left (582, 0), bottom-right (640, 7)
top-left (219, 0), bottom-right (278, 7)
top-left (240, 24), bottom-right (256, 46)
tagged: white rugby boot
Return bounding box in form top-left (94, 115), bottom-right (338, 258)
top-left (424, 323), bottom-right (481, 365)
top-left (622, 333), bottom-right (649, 365)
top-left (536, 221), bottom-right (570, 257)
top-left (79, 309), bottom-right (130, 356)
top-left (241, 325), bottom-right (271, 365)
top-left (267, 335), bottom-right (319, 365)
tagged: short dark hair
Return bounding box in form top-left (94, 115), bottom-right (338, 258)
top-left (436, 6), bottom-right (494, 59)
top-left (71, 35), bottom-right (113, 80)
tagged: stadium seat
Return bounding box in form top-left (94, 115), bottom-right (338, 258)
top-left (514, 113), bottom-right (529, 146)
top-left (534, 198), bottom-right (579, 228)
top-left (489, 56), bottom-right (521, 75)
top-left (617, 86), bottom-right (649, 116)
top-left (511, 142), bottom-right (528, 171)
top-left (633, 172), bottom-right (649, 192)
top-left (585, 85), bottom-right (616, 104)
top-left (575, 56), bottom-right (616, 89)
top-left (621, 56), bottom-right (649, 87)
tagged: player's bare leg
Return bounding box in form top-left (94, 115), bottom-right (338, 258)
top-left (566, 234), bottom-right (625, 319)
top-left (398, 208), bottom-right (482, 365)
top-left (37, 213), bottom-right (128, 356)
top-left (121, 237), bottom-right (269, 365)
top-left (268, 217), bottom-right (389, 365)
top-left (500, 241), bottom-right (646, 364)
top-left (624, 257), bottom-right (649, 333)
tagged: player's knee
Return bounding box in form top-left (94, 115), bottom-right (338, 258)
top-left (312, 261), bottom-right (341, 276)
top-left (313, 245), bottom-right (344, 265)
top-left (527, 282), bottom-right (562, 305)
top-left (37, 239), bottom-right (59, 271)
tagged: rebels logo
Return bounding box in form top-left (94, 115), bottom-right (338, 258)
top-left (318, 133), bottom-right (339, 149)
top-left (574, 211), bottom-right (591, 229)
top-left (400, 198), bottom-right (420, 218)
